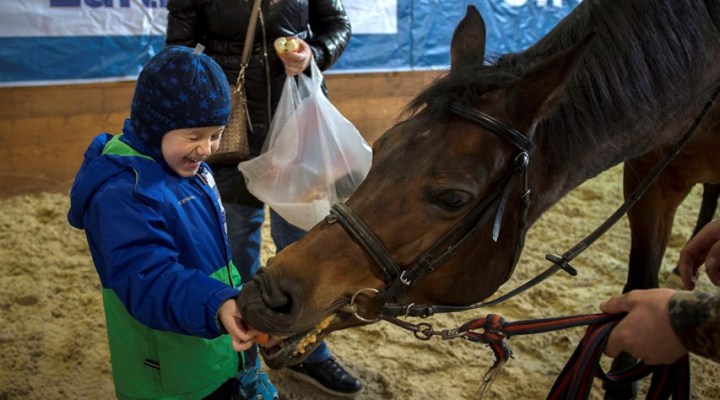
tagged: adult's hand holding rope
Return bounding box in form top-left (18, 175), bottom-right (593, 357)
top-left (600, 289), bottom-right (687, 365)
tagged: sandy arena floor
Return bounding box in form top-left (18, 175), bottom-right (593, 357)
top-left (1, 165), bottom-right (718, 399)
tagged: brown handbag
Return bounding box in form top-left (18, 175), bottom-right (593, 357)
top-left (209, 0), bottom-right (262, 165)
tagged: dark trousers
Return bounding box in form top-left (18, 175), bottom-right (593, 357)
top-left (203, 378), bottom-right (237, 400)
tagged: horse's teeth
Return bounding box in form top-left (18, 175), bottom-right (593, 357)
top-left (292, 314), bottom-right (336, 356)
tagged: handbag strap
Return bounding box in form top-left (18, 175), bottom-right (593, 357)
top-left (236, 0), bottom-right (262, 87)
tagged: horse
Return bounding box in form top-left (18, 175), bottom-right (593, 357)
top-left (695, 184), bottom-right (720, 238)
top-left (238, 0), bottom-right (720, 396)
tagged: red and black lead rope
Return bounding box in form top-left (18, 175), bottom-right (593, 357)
top-left (458, 313), bottom-right (690, 400)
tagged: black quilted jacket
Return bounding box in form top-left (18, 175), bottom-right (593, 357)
top-left (165, 0), bottom-right (351, 156)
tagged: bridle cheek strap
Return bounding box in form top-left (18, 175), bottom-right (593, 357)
top-left (326, 203), bottom-right (402, 283)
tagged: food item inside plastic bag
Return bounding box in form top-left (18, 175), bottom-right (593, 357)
top-left (238, 59), bottom-right (372, 231)
top-left (271, 199), bottom-right (331, 228)
top-left (274, 37), bottom-right (299, 54)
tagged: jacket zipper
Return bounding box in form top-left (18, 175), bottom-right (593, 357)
top-left (193, 173), bottom-right (236, 288)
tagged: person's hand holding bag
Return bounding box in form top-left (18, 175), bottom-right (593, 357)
top-left (275, 36), bottom-right (311, 76)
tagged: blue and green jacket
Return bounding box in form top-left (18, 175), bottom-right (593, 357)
top-left (68, 125), bottom-right (242, 399)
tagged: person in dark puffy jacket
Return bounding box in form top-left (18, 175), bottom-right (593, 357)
top-left (68, 45), bottom-right (278, 400)
top-left (165, 0), bottom-right (361, 396)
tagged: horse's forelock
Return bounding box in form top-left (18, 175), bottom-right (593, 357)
top-left (404, 64), bottom-right (519, 122)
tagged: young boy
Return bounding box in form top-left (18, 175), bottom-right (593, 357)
top-left (67, 45), bottom-right (277, 399)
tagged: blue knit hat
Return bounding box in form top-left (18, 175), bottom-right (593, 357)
top-left (128, 45), bottom-right (231, 161)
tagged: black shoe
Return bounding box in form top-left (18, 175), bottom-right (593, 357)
top-left (287, 357), bottom-right (362, 397)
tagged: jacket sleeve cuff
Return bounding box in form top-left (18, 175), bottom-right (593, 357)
top-left (668, 290), bottom-right (720, 363)
top-left (207, 286), bottom-right (241, 337)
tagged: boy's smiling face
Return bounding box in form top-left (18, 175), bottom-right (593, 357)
top-left (161, 126), bottom-right (224, 177)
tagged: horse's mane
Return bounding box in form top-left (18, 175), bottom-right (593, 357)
top-left (407, 0), bottom-right (720, 156)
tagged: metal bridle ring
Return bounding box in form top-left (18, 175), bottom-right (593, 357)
top-left (413, 322), bottom-right (434, 341)
top-left (348, 288), bottom-right (381, 323)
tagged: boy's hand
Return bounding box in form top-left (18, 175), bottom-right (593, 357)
top-left (218, 298), bottom-right (258, 352)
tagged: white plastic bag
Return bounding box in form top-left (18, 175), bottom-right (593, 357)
top-left (238, 59), bottom-right (372, 231)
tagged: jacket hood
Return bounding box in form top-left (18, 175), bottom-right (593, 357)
top-left (67, 128), bottom-right (167, 229)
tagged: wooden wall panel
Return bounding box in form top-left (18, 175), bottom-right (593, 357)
top-left (0, 70), bottom-right (441, 197)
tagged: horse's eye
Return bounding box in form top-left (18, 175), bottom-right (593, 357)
top-left (434, 191), bottom-right (472, 210)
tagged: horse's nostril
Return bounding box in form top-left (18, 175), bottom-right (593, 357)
top-left (266, 256), bottom-right (275, 266)
top-left (255, 269), bottom-right (295, 316)
top-left (271, 296), bottom-right (293, 315)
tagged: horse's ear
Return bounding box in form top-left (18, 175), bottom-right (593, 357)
top-left (450, 6), bottom-right (486, 69)
top-left (510, 32), bottom-right (596, 129)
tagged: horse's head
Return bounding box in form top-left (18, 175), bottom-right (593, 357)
top-left (238, 6), bottom-right (592, 368)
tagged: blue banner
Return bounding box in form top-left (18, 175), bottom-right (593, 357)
top-left (0, 0), bottom-right (582, 86)
top-left (335, 0), bottom-right (583, 72)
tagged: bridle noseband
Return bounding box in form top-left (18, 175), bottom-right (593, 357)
top-left (327, 101), bottom-right (571, 322)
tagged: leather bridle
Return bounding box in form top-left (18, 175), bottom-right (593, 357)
top-left (327, 83), bottom-right (720, 326)
top-left (326, 100), bottom-right (576, 322)
top-left (297, 81), bottom-right (719, 399)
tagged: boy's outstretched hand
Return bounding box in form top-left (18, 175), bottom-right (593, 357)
top-left (218, 298), bottom-right (259, 352)
top-left (600, 288), bottom-right (687, 365)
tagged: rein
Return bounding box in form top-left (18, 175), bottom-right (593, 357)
top-left (383, 311), bottom-right (690, 399)
top-left (544, 84), bottom-right (720, 282)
